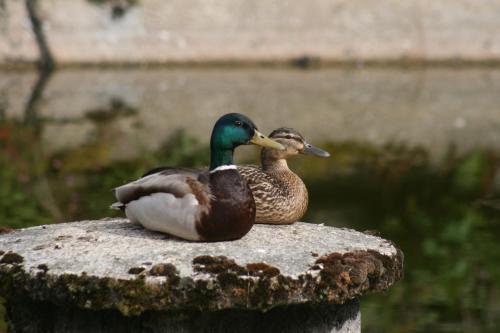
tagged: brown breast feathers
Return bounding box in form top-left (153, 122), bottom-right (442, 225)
top-left (195, 169), bottom-right (256, 241)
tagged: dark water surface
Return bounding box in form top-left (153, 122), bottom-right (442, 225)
top-left (1, 67), bottom-right (500, 332)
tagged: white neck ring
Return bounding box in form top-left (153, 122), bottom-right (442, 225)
top-left (210, 164), bottom-right (237, 173)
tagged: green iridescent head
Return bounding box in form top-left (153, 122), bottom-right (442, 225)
top-left (209, 113), bottom-right (284, 170)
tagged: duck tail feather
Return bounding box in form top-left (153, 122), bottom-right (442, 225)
top-left (110, 202), bottom-right (126, 211)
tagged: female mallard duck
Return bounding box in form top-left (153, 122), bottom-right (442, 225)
top-left (112, 113), bottom-right (284, 241)
top-left (238, 128), bottom-right (330, 225)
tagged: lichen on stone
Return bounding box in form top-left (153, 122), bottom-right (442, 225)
top-left (0, 219), bottom-right (403, 316)
top-left (0, 251), bottom-right (24, 264)
top-left (127, 267), bottom-right (145, 275)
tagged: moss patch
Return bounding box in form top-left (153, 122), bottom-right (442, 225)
top-left (0, 252), bottom-right (24, 264)
top-left (127, 267), bottom-right (145, 275)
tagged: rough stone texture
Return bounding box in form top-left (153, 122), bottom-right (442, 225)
top-left (1, 0), bottom-right (500, 64)
top-left (0, 218), bottom-right (402, 316)
top-left (3, 68), bottom-right (500, 161)
top-left (0, 0), bottom-right (39, 64)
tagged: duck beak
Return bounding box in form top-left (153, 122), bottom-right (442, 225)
top-left (301, 142), bottom-right (330, 157)
top-left (250, 129), bottom-right (285, 150)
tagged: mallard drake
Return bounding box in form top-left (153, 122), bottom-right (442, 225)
top-left (238, 128), bottom-right (330, 225)
top-left (112, 113), bottom-right (284, 241)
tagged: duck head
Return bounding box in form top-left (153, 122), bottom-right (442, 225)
top-left (210, 113), bottom-right (284, 170)
top-left (261, 127), bottom-right (330, 167)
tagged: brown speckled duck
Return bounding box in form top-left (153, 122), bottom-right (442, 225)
top-left (111, 113), bottom-right (284, 241)
top-left (238, 128), bottom-right (330, 224)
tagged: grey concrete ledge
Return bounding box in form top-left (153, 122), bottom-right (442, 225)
top-left (0, 218), bottom-right (402, 316)
top-left (2, 0), bottom-right (500, 65)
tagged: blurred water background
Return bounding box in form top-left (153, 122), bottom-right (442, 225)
top-left (1, 67), bottom-right (500, 332)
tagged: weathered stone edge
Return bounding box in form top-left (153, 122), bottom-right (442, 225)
top-left (0, 247), bottom-right (403, 316)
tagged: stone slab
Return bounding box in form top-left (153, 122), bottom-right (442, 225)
top-left (2, 0), bottom-right (500, 64)
top-left (38, 0), bottom-right (500, 63)
top-left (0, 219), bottom-right (402, 315)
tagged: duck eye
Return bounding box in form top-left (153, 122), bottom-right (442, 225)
top-left (234, 120), bottom-right (242, 127)
top-left (286, 135), bottom-right (292, 139)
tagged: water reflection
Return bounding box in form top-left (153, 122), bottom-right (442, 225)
top-left (1, 68), bottom-right (500, 333)
top-left (3, 68), bottom-right (500, 159)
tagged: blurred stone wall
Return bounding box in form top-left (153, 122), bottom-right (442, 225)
top-left (1, 0), bottom-right (500, 65)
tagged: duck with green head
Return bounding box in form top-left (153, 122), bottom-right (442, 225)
top-left (112, 113), bottom-right (284, 241)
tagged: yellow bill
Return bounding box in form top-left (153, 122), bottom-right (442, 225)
top-left (250, 129), bottom-right (285, 150)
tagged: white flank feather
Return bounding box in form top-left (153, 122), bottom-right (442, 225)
top-left (125, 193), bottom-right (201, 241)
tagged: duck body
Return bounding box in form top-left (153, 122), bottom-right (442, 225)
top-left (139, 128), bottom-right (329, 226)
top-left (112, 113), bottom-right (284, 242)
top-left (196, 167), bottom-right (255, 241)
top-left (115, 166), bottom-right (255, 241)
top-left (238, 162), bottom-right (308, 225)
top-left (239, 128), bottom-right (329, 225)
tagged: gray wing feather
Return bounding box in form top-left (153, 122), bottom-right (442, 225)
top-left (114, 166), bottom-right (212, 207)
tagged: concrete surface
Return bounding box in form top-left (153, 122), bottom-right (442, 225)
top-left (0, 219), bottom-right (402, 332)
top-left (0, 0), bottom-right (39, 65)
top-left (0, 218), bottom-right (402, 311)
top-left (1, 0), bottom-right (500, 65)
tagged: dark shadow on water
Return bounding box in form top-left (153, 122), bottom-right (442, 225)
top-left (85, 98), bottom-right (137, 123)
top-left (23, 68), bottom-right (53, 125)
